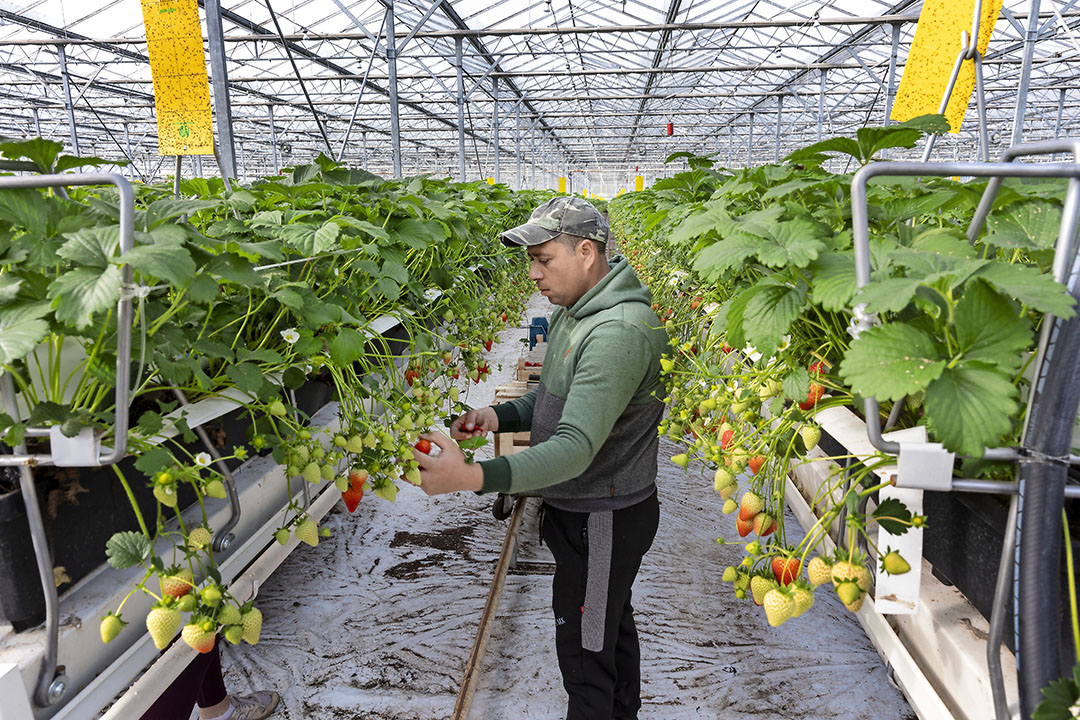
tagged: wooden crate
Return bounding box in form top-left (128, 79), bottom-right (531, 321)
top-left (493, 380), bottom-right (532, 457)
top-left (516, 340), bottom-right (547, 383)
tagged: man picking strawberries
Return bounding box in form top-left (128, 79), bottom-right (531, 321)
top-left (413, 196), bottom-right (667, 720)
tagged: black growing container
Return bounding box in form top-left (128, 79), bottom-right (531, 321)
top-left (0, 471), bottom-right (47, 631)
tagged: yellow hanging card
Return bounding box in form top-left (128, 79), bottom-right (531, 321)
top-left (141, 0), bottom-right (214, 155)
top-left (890, 0), bottom-right (1003, 133)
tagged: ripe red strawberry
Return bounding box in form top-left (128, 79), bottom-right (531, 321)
top-left (414, 439), bottom-right (431, 454)
top-left (342, 485), bottom-right (363, 513)
top-left (483, 339), bottom-right (493, 352)
top-left (690, 296), bottom-right (702, 310)
top-left (747, 455), bottom-right (765, 475)
top-left (771, 555), bottom-right (800, 586)
top-left (738, 491), bottom-right (765, 521)
top-left (720, 429), bottom-right (734, 449)
top-left (404, 369), bottom-right (418, 386)
top-left (736, 514), bottom-right (755, 537)
top-left (349, 469), bottom-right (368, 490)
top-left (808, 360), bottom-right (825, 376)
top-left (799, 383), bottom-right (825, 411)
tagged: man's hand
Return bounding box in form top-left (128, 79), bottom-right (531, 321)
top-left (413, 432), bottom-right (484, 495)
top-left (449, 406), bottom-right (499, 441)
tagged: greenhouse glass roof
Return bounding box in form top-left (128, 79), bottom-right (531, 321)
top-left (0, 0), bottom-right (1077, 195)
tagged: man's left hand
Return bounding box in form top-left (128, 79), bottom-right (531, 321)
top-left (413, 432), bottom-right (484, 495)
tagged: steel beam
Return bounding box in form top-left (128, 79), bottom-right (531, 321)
top-left (455, 37), bottom-right (466, 182)
top-left (492, 77), bottom-right (500, 184)
top-left (55, 46), bottom-right (80, 156)
top-left (205, 0), bottom-right (237, 178)
top-left (1012, 0), bottom-right (1041, 144)
top-left (386, 0), bottom-right (402, 177)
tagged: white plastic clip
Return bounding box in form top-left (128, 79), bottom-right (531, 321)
top-left (50, 426), bottom-right (101, 467)
top-left (896, 441), bottom-right (955, 491)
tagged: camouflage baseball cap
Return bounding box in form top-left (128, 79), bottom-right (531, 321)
top-left (500, 196), bottom-right (609, 247)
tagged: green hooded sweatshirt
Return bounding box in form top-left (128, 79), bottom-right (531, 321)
top-left (479, 256), bottom-right (668, 511)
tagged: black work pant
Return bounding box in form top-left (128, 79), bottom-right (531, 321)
top-left (140, 638), bottom-right (228, 720)
top-left (541, 490), bottom-right (660, 720)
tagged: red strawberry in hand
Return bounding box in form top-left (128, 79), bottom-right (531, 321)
top-left (414, 439), bottom-right (431, 454)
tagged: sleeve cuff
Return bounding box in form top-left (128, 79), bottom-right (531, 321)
top-left (478, 456), bottom-right (512, 494)
top-left (493, 402), bottom-right (522, 433)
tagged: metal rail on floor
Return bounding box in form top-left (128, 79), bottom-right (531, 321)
top-left (452, 495), bottom-right (528, 720)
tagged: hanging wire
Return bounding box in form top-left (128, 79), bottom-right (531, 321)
top-left (263, 0), bottom-right (334, 157)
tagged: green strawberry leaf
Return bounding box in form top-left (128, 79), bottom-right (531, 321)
top-left (782, 367), bottom-right (812, 402)
top-left (0, 302), bottom-right (50, 365)
top-left (985, 200), bottom-right (1061, 250)
top-left (974, 262), bottom-right (1077, 318)
top-left (839, 323), bottom-right (946, 401)
top-left (856, 277), bottom-right (922, 314)
top-left (225, 363), bottom-right (266, 395)
top-left (48, 265), bottom-right (123, 329)
top-left (691, 234), bottom-right (761, 280)
top-left (57, 226), bottom-right (119, 268)
top-left (106, 531), bottom-right (152, 569)
top-left (807, 252), bottom-right (857, 312)
top-left (330, 328), bottom-right (367, 366)
top-left (394, 218), bottom-right (446, 250)
top-left (872, 497), bottom-right (913, 535)
top-left (923, 362), bottom-right (1019, 457)
top-left (954, 280), bottom-right (1031, 372)
top-left (0, 276), bottom-right (22, 305)
top-left (119, 242), bottom-right (197, 287)
top-left (142, 198), bottom-right (220, 228)
top-left (134, 446), bottom-right (174, 476)
top-left (741, 280), bottom-right (808, 358)
top-left (754, 218), bottom-right (826, 269)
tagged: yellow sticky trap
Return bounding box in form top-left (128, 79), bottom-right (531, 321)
top-left (486, 177), bottom-right (495, 185)
top-left (558, 177), bottom-right (566, 193)
top-left (891, 0), bottom-right (1002, 133)
top-left (635, 176), bottom-right (644, 192)
top-left (141, 0), bottom-right (214, 155)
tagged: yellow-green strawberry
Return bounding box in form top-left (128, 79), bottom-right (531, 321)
top-left (320, 463), bottom-right (336, 481)
top-left (722, 566), bottom-right (738, 583)
top-left (344, 434), bottom-right (365, 453)
top-left (302, 462), bottom-right (322, 484)
top-left (749, 575), bottom-right (773, 606)
top-left (835, 580), bottom-right (865, 612)
top-left (807, 556), bottom-right (832, 587)
top-left (241, 607), bottom-right (263, 644)
top-left (763, 588), bottom-right (795, 627)
top-left (224, 624), bottom-right (244, 645)
top-left (734, 572), bottom-right (750, 592)
top-left (268, 400), bottom-right (287, 417)
top-left (153, 483), bottom-right (178, 508)
top-left (881, 549), bottom-right (911, 575)
top-left (334, 476), bottom-right (350, 492)
top-left (187, 527), bottom-right (212, 552)
top-left (670, 453), bottom-right (690, 468)
top-left (146, 606), bottom-right (182, 650)
top-left (274, 527), bottom-right (290, 545)
top-left (363, 432), bottom-right (377, 448)
top-left (201, 585), bottom-right (222, 607)
top-left (295, 519), bottom-right (319, 547)
top-left (100, 612), bottom-right (124, 644)
top-left (832, 556), bottom-right (872, 592)
top-left (176, 592), bottom-right (197, 613)
top-left (219, 603), bottom-right (242, 626)
top-left (713, 468), bottom-right (735, 492)
top-left (800, 424), bottom-right (821, 452)
top-left (160, 568), bottom-right (193, 599)
top-left (181, 620), bottom-right (217, 653)
top-left (722, 498), bottom-right (738, 514)
top-left (204, 479), bottom-right (227, 499)
top-left (791, 585), bottom-right (815, 617)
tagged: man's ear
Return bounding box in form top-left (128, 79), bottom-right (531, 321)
top-left (578, 237), bottom-right (596, 267)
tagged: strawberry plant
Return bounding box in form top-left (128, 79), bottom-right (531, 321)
top-left (0, 137), bottom-right (545, 646)
top-left (612, 116), bottom-right (1077, 627)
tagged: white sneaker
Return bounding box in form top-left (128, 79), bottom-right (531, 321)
top-left (229, 691), bottom-right (280, 720)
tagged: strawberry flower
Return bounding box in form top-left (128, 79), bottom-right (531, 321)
top-left (280, 328), bottom-right (300, 344)
top-left (194, 452), bottom-right (212, 468)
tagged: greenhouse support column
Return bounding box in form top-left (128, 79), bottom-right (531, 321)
top-left (727, 126), bottom-right (733, 166)
top-left (529, 126), bottom-right (536, 188)
top-left (455, 37), bottom-right (466, 182)
top-left (32, 108), bottom-right (41, 136)
top-left (885, 23), bottom-right (901, 125)
top-left (124, 123), bottom-right (132, 177)
top-left (774, 96), bottom-right (783, 163)
top-left (205, 0), bottom-right (236, 179)
top-left (515, 102), bottom-right (521, 190)
top-left (195, 155), bottom-right (202, 177)
top-left (747, 116), bottom-right (754, 167)
top-left (817, 69), bottom-right (827, 141)
top-left (492, 77), bottom-right (500, 184)
top-left (386, 0), bottom-right (402, 177)
top-left (268, 105), bottom-right (279, 175)
top-left (56, 46), bottom-right (80, 156)
top-left (362, 132), bottom-right (368, 171)
top-left (1011, 0), bottom-right (1041, 145)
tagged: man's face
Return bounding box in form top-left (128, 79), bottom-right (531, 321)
top-left (527, 238), bottom-right (592, 307)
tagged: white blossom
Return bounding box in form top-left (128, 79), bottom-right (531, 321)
top-left (281, 328), bottom-right (300, 344)
top-left (195, 452), bottom-right (212, 467)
